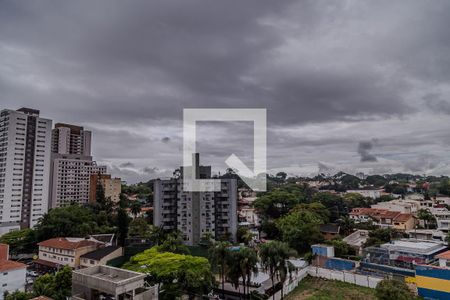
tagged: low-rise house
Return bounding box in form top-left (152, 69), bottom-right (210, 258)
top-left (430, 207), bottom-right (450, 232)
top-left (392, 213), bottom-right (416, 231)
top-left (319, 224), bottom-right (340, 240)
top-left (406, 229), bottom-right (446, 242)
top-left (0, 243), bottom-right (26, 300)
top-left (350, 208), bottom-right (416, 230)
top-left (72, 265), bottom-right (158, 300)
top-left (346, 188), bottom-right (383, 199)
top-left (79, 246), bottom-right (123, 268)
top-left (436, 250), bottom-right (450, 268)
top-left (35, 237), bottom-right (104, 271)
top-left (239, 207), bottom-right (260, 227)
top-left (362, 239), bottom-right (447, 271)
top-left (343, 230), bottom-right (369, 255)
top-left (371, 199), bottom-right (420, 214)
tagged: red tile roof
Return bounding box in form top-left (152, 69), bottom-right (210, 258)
top-left (0, 259), bottom-right (26, 272)
top-left (38, 238), bottom-right (102, 250)
top-left (394, 213), bottom-right (414, 222)
top-left (436, 250), bottom-right (450, 260)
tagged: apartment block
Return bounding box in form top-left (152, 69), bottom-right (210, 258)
top-left (0, 108), bottom-right (52, 235)
top-left (89, 173), bottom-right (122, 204)
top-left (154, 154), bottom-right (238, 245)
top-left (52, 123), bottom-right (91, 156)
top-left (49, 123), bottom-right (106, 208)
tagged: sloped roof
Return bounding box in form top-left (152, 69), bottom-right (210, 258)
top-left (436, 250), bottom-right (450, 260)
top-left (38, 237), bottom-right (102, 250)
top-left (319, 223), bottom-right (340, 234)
top-left (0, 259), bottom-right (26, 272)
top-left (80, 246), bottom-right (121, 261)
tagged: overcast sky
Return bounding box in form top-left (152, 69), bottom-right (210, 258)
top-left (2, 0), bottom-right (450, 183)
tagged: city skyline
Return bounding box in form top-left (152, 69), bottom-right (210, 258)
top-left (2, 1), bottom-right (450, 183)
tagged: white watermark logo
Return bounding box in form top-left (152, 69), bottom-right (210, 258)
top-left (183, 108), bottom-right (267, 192)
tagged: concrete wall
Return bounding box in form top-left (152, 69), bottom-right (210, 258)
top-left (0, 268), bottom-right (26, 300)
top-left (307, 266), bottom-right (382, 289)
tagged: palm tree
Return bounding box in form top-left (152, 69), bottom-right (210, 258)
top-left (226, 250), bottom-right (243, 299)
top-left (209, 241), bottom-right (231, 298)
top-left (259, 241), bottom-right (296, 300)
top-left (238, 247), bottom-right (259, 297)
top-left (130, 201), bottom-right (142, 218)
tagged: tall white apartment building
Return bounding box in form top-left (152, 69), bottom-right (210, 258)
top-left (0, 108), bottom-right (52, 235)
top-left (49, 123), bottom-right (106, 208)
top-left (154, 154), bottom-right (238, 245)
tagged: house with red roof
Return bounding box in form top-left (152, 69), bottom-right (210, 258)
top-left (0, 243), bottom-right (26, 299)
top-left (34, 237), bottom-right (104, 271)
top-left (350, 208), bottom-right (416, 230)
top-left (436, 250), bottom-right (450, 268)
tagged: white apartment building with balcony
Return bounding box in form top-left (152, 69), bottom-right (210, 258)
top-left (0, 108), bottom-right (52, 235)
top-left (154, 154), bottom-right (238, 245)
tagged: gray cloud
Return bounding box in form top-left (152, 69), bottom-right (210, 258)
top-left (358, 140), bottom-right (378, 162)
top-left (161, 137), bottom-right (171, 144)
top-left (119, 162), bottom-right (135, 168)
top-left (1, 1), bottom-right (450, 182)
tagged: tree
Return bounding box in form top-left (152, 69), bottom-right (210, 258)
top-left (276, 204), bottom-right (325, 253)
top-left (157, 231), bottom-right (190, 254)
top-left (116, 207), bottom-right (131, 247)
top-left (236, 227), bottom-right (253, 245)
top-left (445, 231), bottom-right (450, 244)
top-left (209, 241), bottom-right (231, 297)
top-left (32, 266), bottom-right (72, 300)
top-left (4, 291), bottom-right (32, 300)
top-left (417, 209), bottom-right (436, 229)
top-left (238, 247), bottom-right (259, 297)
top-left (326, 238), bottom-right (352, 258)
top-left (253, 190), bottom-right (301, 220)
top-left (259, 241), bottom-right (296, 300)
top-left (375, 279), bottom-right (415, 300)
top-left (364, 228), bottom-right (402, 247)
top-left (0, 228), bottom-right (36, 255)
top-left (338, 215), bottom-right (355, 236)
top-left (124, 247), bottom-right (213, 299)
top-left (52, 266), bottom-right (72, 300)
top-left (226, 247), bottom-right (258, 297)
top-left (128, 218), bottom-right (152, 238)
top-left (32, 274), bottom-right (55, 298)
top-left (130, 201), bottom-right (142, 218)
top-left (312, 192), bottom-right (345, 222)
top-left (34, 204), bottom-right (101, 241)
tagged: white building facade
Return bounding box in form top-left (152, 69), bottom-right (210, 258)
top-left (49, 123), bottom-right (106, 208)
top-left (0, 108), bottom-right (52, 235)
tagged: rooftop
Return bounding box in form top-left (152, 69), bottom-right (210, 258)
top-left (380, 239), bottom-right (447, 255)
top-left (0, 259), bottom-right (26, 272)
top-left (436, 250), bottom-right (450, 260)
top-left (319, 223), bottom-right (340, 234)
top-left (73, 265), bottom-right (145, 284)
top-left (38, 237), bottom-right (103, 250)
top-left (80, 246), bottom-right (121, 261)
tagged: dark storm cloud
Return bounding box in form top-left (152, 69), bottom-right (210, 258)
top-left (119, 162), bottom-right (135, 168)
top-left (2, 0), bottom-right (450, 181)
top-left (358, 140), bottom-right (378, 162)
top-left (161, 137), bottom-right (171, 144)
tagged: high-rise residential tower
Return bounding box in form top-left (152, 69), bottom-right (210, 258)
top-left (52, 123), bottom-right (91, 156)
top-left (153, 154), bottom-right (238, 245)
top-left (49, 123), bottom-right (106, 208)
top-left (0, 108), bottom-right (52, 235)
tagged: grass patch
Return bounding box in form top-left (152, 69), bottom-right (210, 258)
top-left (285, 276), bottom-right (376, 300)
